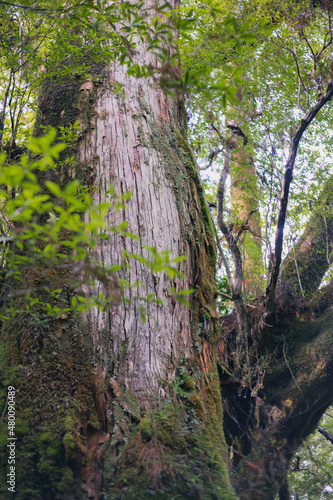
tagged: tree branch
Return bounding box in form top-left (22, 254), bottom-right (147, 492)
top-left (318, 426), bottom-right (333, 445)
top-left (272, 37), bottom-right (307, 98)
top-left (200, 147), bottom-right (223, 170)
top-left (217, 146), bottom-right (244, 296)
top-left (234, 209), bottom-right (259, 243)
top-left (0, 68), bottom-right (13, 151)
top-left (261, 308), bottom-right (333, 450)
top-left (213, 221), bottom-right (233, 289)
top-left (281, 177), bottom-right (333, 297)
top-left (217, 146), bottom-right (249, 334)
top-left (266, 82), bottom-right (333, 310)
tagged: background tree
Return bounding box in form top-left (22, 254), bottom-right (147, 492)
top-left (180, 0), bottom-right (333, 498)
top-left (289, 410), bottom-right (333, 499)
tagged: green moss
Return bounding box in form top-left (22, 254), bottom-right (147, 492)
top-left (63, 432), bottom-right (76, 460)
top-left (150, 122), bottom-right (218, 335)
top-left (0, 260), bottom-right (103, 499)
top-left (88, 415), bottom-right (101, 430)
top-left (174, 128), bottom-right (217, 263)
top-left (101, 358), bottom-right (237, 499)
top-left (57, 466), bottom-right (74, 492)
top-left (139, 416), bottom-right (153, 441)
top-left (178, 372), bottom-right (196, 391)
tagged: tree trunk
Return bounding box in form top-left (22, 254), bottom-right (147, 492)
top-left (0, 4), bottom-right (237, 500)
top-left (226, 94), bottom-right (263, 299)
top-left (230, 148), bottom-right (263, 298)
top-left (219, 176), bottom-right (333, 499)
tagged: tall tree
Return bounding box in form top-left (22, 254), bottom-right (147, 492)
top-left (0, 1), bottom-right (236, 499)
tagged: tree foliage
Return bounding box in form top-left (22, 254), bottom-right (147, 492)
top-left (289, 410), bottom-right (333, 499)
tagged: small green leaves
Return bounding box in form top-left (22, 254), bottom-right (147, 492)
top-left (171, 287), bottom-right (196, 306)
top-left (45, 181), bottom-right (62, 197)
top-left (130, 246), bottom-right (186, 279)
top-left (28, 129), bottom-right (66, 168)
top-left (0, 130), bottom-right (192, 322)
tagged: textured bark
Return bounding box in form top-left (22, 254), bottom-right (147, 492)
top-left (76, 44), bottom-right (235, 498)
top-left (78, 64), bottom-right (194, 398)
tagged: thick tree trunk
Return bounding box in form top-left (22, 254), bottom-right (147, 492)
top-left (224, 95), bottom-right (263, 299)
top-left (75, 42), bottom-right (236, 499)
top-left (78, 60), bottom-right (195, 399)
top-left (0, 4), bottom-right (237, 500)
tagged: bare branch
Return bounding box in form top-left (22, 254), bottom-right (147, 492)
top-left (267, 132), bottom-right (283, 190)
top-left (235, 209), bottom-right (259, 243)
top-left (291, 234), bottom-right (305, 299)
top-left (317, 30), bottom-right (333, 61)
top-left (293, 36), bottom-right (307, 113)
top-left (216, 146), bottom-right (249, 334)
top-left (272, 37), bottom-right (307, 97)
top-left (200, 147), bottom-right (223, 170)
top-left (211, 123), bottom-right (226, 143)
top-left (0, 68), bottom-right (13, 151)
top-left (266, 81), bottom-right (333, 307)
top-left (217, 291), bottom-right (233, 301)
top-left (213, 222), bottom-right (233, 290)
top-left (318, 426), bottom-right (333, 445)
top-left (217, 146), bottom-right (232, 239)
top-left (301, 33), bottom-right (323, 97)
top-left (306, 444), bottom-right (333, 480)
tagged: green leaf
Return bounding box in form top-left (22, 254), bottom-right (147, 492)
top-left (45, 181), bottom-right (62, 197)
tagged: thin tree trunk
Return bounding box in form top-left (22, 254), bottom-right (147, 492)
top-left (230, 149), bottom-right (263, 298)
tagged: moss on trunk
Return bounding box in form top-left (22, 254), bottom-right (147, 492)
top-left (0, 72), bottom-right (237, 500)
